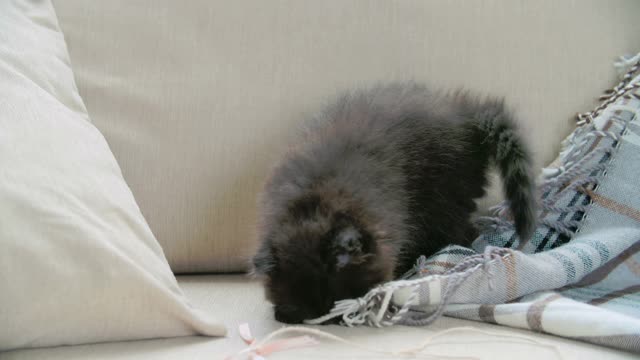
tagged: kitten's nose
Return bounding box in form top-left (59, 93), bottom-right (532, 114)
top-left (274, 306), bottom-right (304, 324)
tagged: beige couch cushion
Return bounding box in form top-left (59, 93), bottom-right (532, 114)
top-left (2, 275), bottom-right (637, 359)
top-left (52, 0), bottom-right (640, 272)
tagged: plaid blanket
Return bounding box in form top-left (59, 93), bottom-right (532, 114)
top-left (307, 54), bottom-right (640, 353)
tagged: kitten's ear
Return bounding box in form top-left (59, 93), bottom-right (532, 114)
top-left (251, 242), bottom-right (276, 276)
top-left (332, 226), bottom-right (370, 269)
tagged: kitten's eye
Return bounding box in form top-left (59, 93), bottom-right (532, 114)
top-left (332, 226), bottom-right (364, 269)
top-left (337, 227), bottom-right (362, 252)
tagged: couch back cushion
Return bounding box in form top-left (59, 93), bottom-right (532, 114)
top-left (52, 0), bottom-right (640, 273)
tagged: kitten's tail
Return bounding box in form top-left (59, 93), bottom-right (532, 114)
top-left (472, 99), bottom-right (536, 240)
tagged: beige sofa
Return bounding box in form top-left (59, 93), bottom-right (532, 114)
top-left (3, 1), bottom-right (640, 359)
top-left (4, 275), bottom-right (639, 359)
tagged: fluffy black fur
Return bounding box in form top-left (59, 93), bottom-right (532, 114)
top-left (252, 82), bottom-right (535, 324)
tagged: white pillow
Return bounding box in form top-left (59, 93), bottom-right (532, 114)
top-left (0, 0), bottom-right (225, 351)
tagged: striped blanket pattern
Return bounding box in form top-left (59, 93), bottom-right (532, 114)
top-left (408, 54), bottom-right (640, 352)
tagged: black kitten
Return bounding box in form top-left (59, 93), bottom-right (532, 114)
top-left (252, 82), bottom-right (535, 324)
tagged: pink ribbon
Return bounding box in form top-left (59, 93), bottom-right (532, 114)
top-left (225, 323), bottom-right (320, 360)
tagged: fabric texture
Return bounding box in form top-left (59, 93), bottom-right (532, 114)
top-left (0, 0), bottom-right (225, 351)
top-left (302, 56), bottom-right (640, 353)
top-left (1, 275), bottom-right (638, 360)
top-left (51, 0), bottom-right (640, 273)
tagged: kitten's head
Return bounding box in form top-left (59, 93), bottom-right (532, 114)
top-left (251, 191), bottom-right (394, 324)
